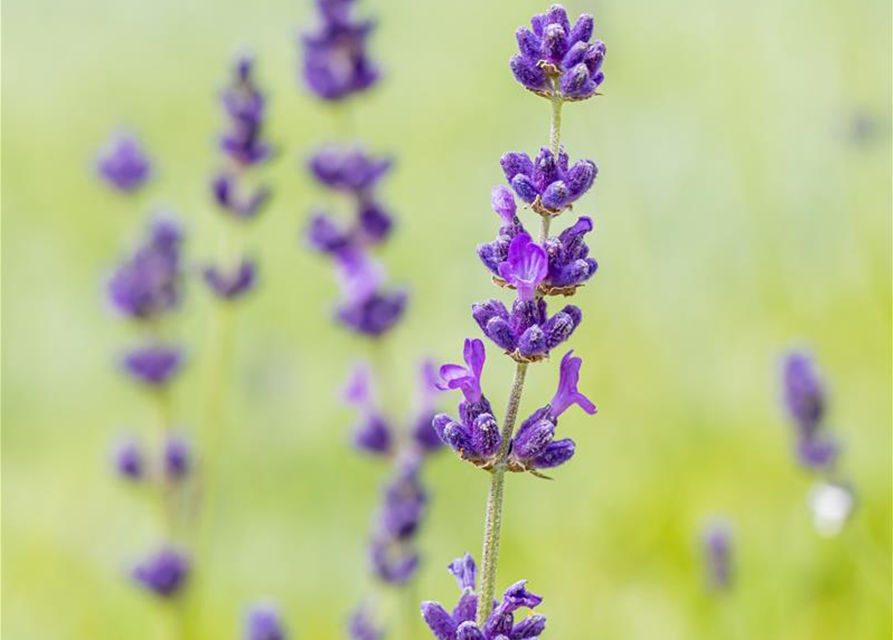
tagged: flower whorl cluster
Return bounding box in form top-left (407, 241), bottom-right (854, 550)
top-left (244, 603), bottom-right (289, 640)
top-left (301, 0), bottom-right (379, 101)
top-left (306, 148), bottom-right (406, 337)
top-left (701, 520), bottom-right (733, 592)
top-left (421, 554), bottom-right (547, 640)
top-left (510, 4), bottom-right (606, 102)
top-left (433, 340), bottom-right (594, 475)
top-left (205, 55), bottom-right (274, 302)
top-left (96, 132), bottom-right (152, 194)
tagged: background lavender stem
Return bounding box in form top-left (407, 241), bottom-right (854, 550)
top-left (475, 361), bottom-right (528, 627)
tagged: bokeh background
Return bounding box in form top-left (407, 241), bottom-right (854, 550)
top-left (3, 0), bottom-right (891, 638)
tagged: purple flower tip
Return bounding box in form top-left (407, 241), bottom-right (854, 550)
top-left (447, 553), bottom-right (477, 591)
top-left (163, 434), bottom-right (191, 481)
top-left (349, 606), bottom-right (382, 640)
top-left (121, 344), bottom-right (184, 386)
top-left (112, 437), bottom-right (144, 481)
top-left (96, 132), bottom-right (152, 193)
top-left (549, 350), bottom-right (596, 418)
top-left (203, 259), bottom-right (257, 301)
top-left (309, 146), bottom-right (393, 195)
top-left (437, 338), bottom-right (486, 403)
top-left (497, 233), bottom-right (548, 301)
top-left (491, 185), bottom-right (517, 226)
top-left (132, 547), bottom-right (190, 598)
top-left (245, 603), bottom-right (288, 640)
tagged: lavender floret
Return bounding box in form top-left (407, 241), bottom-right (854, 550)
top-left (203, 259), bottom-right (257, 301)
top-left (501, 148), bottom-right (596, 214)
top-left (96, 132), bottom-right (152, 193)
top-left (244, 603), bottom-right (288, 640)
top-left (132, 547), bottom-right (190, 598)
top-left (121, 343), bottom-right (184, 386)
top-left (112, 437), bottom-right (145, 481)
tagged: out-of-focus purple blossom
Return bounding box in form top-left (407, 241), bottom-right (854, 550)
top-left (96, 132), bottom-right (152, 193)
top-left (112, 437), bottom-right (145, 481)
top-left (412, 361), bottom-right (446, 452)
top-left (203, 259), bottom-right (257, 301)
top-left (213, 173), bottom-right (271, 219)
top-left (349, 606), bottom-right (382, 640)
top-left (244, 603), bottom-right (288, 640)
top-left (472, 297), bottom-right (582, 360)
top-left (344, 362), bottom-right (393, 455)
top-left (301, 0), bottom-right (380, 101)
top-left (121, 343), bottom-right (184, 387)
top-left (781, 352), bottom-right (841, 473)
top-left (132, 547), bottom-right (190, 598)
top-left (549, 350), bottom-right (596, 418)
top-left (421, 553), bottom-right (546, 640)
top-left (308, 147), bottom-right (392, 196)
top-left (163, 434), bottom-right (191, 482)
top-left (510, 4), bottom-right (607, 101)
top-left (497, 234), bottom-right (548, 302)
top-left (501, 147), bottom-right (596, 213)
top-left (701, 520), bottom-right (733, 591)
top-left (336, 288), bottom-right (408, 338)
top-left (370, 539), bottom-right (419, 585)
top-left (436, 338), bottom-right (487, 403)
top-left (220, 54), bottom-right (273, 168)
top-left (107, 215), bottom-right (184, 320)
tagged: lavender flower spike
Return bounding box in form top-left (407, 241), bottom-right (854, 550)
top-left (121, 343), bottom-right (184, 387)
top-left (549, 350), bottom-right (596, 417)
top-left (220, 54), bottom-right (273, 168)
top-left (701, 520), bottom-right (733, 591)
top-left (437, 338), bottom-right (486, 403)
top-left (245, 603), bottom-right (288, 640)
top-left (96, 132), bottom-right (152, 193)
top-left (344, 362), bottom-right (393, 455)
top-left (501, 148), bottom-right (597, 214)
top-left (132, 547), bottom-right (190, 598)
top-left (112, 436), bottom-right (145, 481)
top-left (510, 5), bottom-right (607, 101)
top-left (497, 233), bottom-right (548, 301)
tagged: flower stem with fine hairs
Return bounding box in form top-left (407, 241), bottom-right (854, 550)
top-left (541, 83), bottom-right (564, 243)
top-left (476, 361), bottom-right (528, 626)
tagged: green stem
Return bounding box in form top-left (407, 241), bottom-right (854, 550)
top-left (541, 82), bottom-right (564, 244)
top-left (476, 362), bottom-right (528, 627)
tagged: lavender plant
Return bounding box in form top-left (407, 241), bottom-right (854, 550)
top-left (97, 131), bottom-right (153, 194)
top-left (781, 351), bottom-right (855, 536)
top-left (423, 4), bottom-right (605, 633)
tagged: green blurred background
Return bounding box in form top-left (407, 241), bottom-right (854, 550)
top-left (3, 0), bottom-right (891, 638)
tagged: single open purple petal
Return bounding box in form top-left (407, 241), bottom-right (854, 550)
top-left (498, 234), bottom-right (548, 301)
top-left (549, 351), bottom-right (596, 417)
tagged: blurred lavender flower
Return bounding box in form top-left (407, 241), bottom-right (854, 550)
top-left (344, 362), bottom-right (393, 455)
top-left (433, 341), bottom-right (593, 474)
top-left (301, 0), bottom-right (379, 101)
top-left (309, 147), bottom-right (392, 196)
top-left (163, 434), bottom-right (191, 482)
top-left (412, 361), bottom-right (446, 452)
top-left (107, 215), bottom-right (184, 321)
top-left (245, 603), bottom-right (288, 640)
top-left (112, 437), bottom-right (145, 481)
top-left (501, 148), bottom-right (597, 214)
top-left (220, 54), bottom-right (273, 169)
top-left (701, 520), bottom-right (733, 591)
top-left (420, 553), bottom-right (547, 640)
top-left (349, 606), bottom-right (382, 640)
top-left (96, 132), bottom-right (152, 193)
top-left (121, 343), bottom-right (184, 387)
top-left (781, 352), bottom-right (840, 472)
top-left (510, 4), bottom-right (607, 101)
top-left (132, 547), bottom-right (190, 598)
top-left (203, 259), bottom-right (257, 301)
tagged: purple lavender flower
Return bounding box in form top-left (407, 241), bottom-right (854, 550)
top-left (308, 147), bottom-right (392, 197)
top-left (132, 547), bottom-right (190, 598)
top-left (163, 434), bottom-right (191, 482)
top-left (436, 338), bottom-right (487, 403)
top-left (781, 352), bottom-right (839, 472)
top-left (107, 215), bottom-right (184, 320)
top-left (370, 539), bottom-right (419, 585)
top-left (421, 553), bottom-right (546, 640)
top-left (213, 173), bottom-right (271, 219)
top-left (344, 362), bottom-right (393, 455)
top-left (472, 297), bottom-right (582, 360)
top-left (112, 437), bottom-right (145, 481)
top-left (412, 361), bottom-right (447, 452)
top-left (349, 606), bottom-right (382, 640)
top-left (121, 343), bottom-right (184, 386)
top-left (245, 603), bottom-right (288, 640)
top-left (549, 350), bottom-right (597, 417)
top-left (701, 520), bottom-right (733, 591)
top-left (501, 148), bottom-right (596, 214)
top-left (96, 132), bottom-right (152, 193)
top-left (203, 259), bottom-right (257, 301)
top-left (301, 0), bottom-right (380, 101)
top-left (336, 289), bottom-right (408, 337)
top-left (497, 234), bottom-right (548, 301)
top-left (220, 54), bottom-right (273, 168)
top-left (510, 5), bottom-right (607, 101)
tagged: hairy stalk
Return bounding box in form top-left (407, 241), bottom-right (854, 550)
top-left (541, 84), bottom-right (564, 243)
top-left (476, 362), bottom-right (528, 626)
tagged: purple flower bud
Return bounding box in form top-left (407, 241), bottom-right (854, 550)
top-left (121, 344), bottom-right (183, 386)
top-left (378, 464), bottom-right (427, 540)
top-left (336, 289), bottom-right (408, 337)
top-left (132, 547), bottom-right (190, 598)
top-left (452, 592), bottom-right (478, 626)
top-left (203, 259), bottom-right (257, 301)
top-left (436, 338), bottom-right (486, 403)
top-left (510, 174), bottom-right (539, 204)
top-left (212, 173), bottom-right (271, 219)
top-left (112, 437), bottom-right (144, 481)
top-left (500, 152), bottom-right (535, 183)
top-left (782, 352), bottom-right (824, 436)
top-left (517, 325), bottom-right (547, 357)
top-left (501, 149), bottom-right (595, 212)
top-left (96, 132), bottom-right (152, 193)
top-left (349, 606), bottom-right (382, 640)
top-left (515, 27), bottom-right (541, 60)
top-left (512, 418), bottom-right (555, 460)
top-left (509, 299), bottom-right (547, 335)
top-left (491, 185), bottom-right (517, 227)
top-left (501, 580), bottom-right (543, 613)
top-left (456, 621), bottom-right (485, 640)
top-left (532, 438), bottom-right (576, 468)
top-left (477, 240), bottom-right (509, 276)
top-left (421, 602), bottom-right (457, 640)
top-left (443, 421), bottom-right (479, 460)
top-left (245, 603), bottom-right (287, 640)
top-left (702, 520), bottom-right (733, 591)
top-left (354, 415), bottom-right (393, 455)
top-left (370, 540), bottom-right (419, 584)
top-left (546, 4), bottom-right (571, 35)
top-left (549, 350), bottom-right (597, 418)
top-left (543, 310), bottom-right (576, 348)
top-left (560, 62), bottom-right (596, 99)
top-left (484, 317), bottom-right (517, 352)
top-left (358, 201), bottom-right (393, 244)
top-left (308, 146), bottom-right (392, 195)
top-left (542, 23), bottom-right (568, 65)
top-left (482, 610), bottom-right (513, 638)
top-left (458, 397), bottom-right (494, 428)
top-left (471, 413), bottom-right (501, 458)
top-left (432, 414), bottom-right (456, 444)
top-left (497, 234), bottom-right (548, 301)
top-left (448, 553), bottom-right (477, 591)
top-left (219, 55), bottom-right (273, 167)
top-left (512, 615), bottom-right (546, 639)
top-left (509, 55), bottom-right (549, 93)
top-left (306, 212), bottom-right (354, 255)
top-left (565, 160), bottom-right (597, 199)
top-left (568, 13), bottom-right (594, 45)
top-left (163, 434), bottom-right (191, 481)
top-left (472, 299), bottom-right (509, 331)
top-left (797, 436), bottom-right (840, 470)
